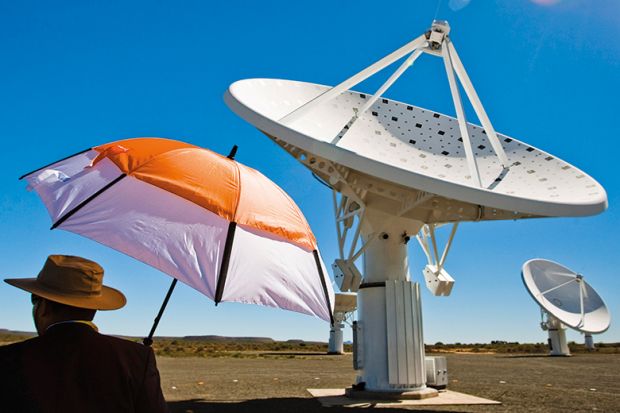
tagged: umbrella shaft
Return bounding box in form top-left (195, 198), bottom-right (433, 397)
top-left (144, 278), bottom-right (178, 346)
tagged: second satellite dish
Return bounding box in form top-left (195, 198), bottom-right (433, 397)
top-left (522, 259), bottom-right (611, 356)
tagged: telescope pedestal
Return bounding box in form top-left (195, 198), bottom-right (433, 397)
top-left (328, 323), bottom-right (345, 354)
top-left (546, 316), bottom-right (570, 356)
top-left (350, 210), bottom-right (436, 399)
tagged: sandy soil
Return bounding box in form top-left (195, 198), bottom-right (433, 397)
top-left (159, 353), bottom-right (620, 412)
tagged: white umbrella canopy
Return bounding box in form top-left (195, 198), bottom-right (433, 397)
top-left (22, 137), bottom-right (335, 339)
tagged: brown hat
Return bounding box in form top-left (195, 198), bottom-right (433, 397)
top-left (4, 255), bottom-right (126, 310)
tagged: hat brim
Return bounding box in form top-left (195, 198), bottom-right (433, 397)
top-left (4, 278), bottom-right (126, 311)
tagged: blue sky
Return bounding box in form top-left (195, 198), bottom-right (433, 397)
top-left (0, 0), bottom-right (618, 344)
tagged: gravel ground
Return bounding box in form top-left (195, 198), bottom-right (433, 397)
top-left (159, 353), bottom-right (620, 412)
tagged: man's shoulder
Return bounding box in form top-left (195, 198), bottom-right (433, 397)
top-left (96, 333), bottom-right (153, 355)
top-left (0, 337), bottom-right (40, 356)
top-left (98, 333), bottom-right (145, 347)
top-left (0, 337), bottom-right (40, 375)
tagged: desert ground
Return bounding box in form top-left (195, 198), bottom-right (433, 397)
top-left (2, 332), bottom-right (618, 412)
top-left (159, 352), bottom-right (620, 413)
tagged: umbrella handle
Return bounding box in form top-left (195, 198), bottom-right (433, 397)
top-left (143, 278), bottom-right (178, 346)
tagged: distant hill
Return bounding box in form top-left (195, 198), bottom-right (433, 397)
top-left (0, 328), bottom-right (34, 335)
top-left (0, 329), bottom-right (35, 345)
top-left (183, 335), bottom-right (274, 343)
top-left (0, 329), bottom-right (319, 345)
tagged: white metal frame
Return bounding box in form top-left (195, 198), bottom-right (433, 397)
top-left (280, 20), bottom-right (509, 188)
top-left (416, 223), bottom-right (459, 274)
top-left (332, 188), bottom-right (434, 292)
top-left (333, 191), bottom-right (370, 267)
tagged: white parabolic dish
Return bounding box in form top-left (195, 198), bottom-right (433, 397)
top-left (522, 259), bottom-right (610, 334)
top-left (225, 79), bottom-right (607, 219)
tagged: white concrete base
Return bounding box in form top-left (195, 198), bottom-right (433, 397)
top-left (346, 386), bottom-right (438, 400)
top-left (307, 388), bottom-right (501, 407)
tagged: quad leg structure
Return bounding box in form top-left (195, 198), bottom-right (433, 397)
top-left (281, 20), bottom-right (510, 189)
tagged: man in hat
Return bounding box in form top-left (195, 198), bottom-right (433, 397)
top-left (0, 255), bottom-right (168, 413)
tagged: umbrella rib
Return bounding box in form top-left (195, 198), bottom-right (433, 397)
top-left (19, 147), bottom-right (92, 180)
top-left (313, 250), bottom-right (335, 326)
top-left (50, 174), bottom-right (127, 230)
top-left (214, 222), bottom-right (237, 305)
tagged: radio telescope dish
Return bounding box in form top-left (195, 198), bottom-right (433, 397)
top-left (522, 259), bottom-right (610, 333)
top-left (225, 26), bottom-right (606, 221)
top-left (225, 77), bottom-right (606, 219)
top-left (522, 259), bottom-right (610, 356)
top-left (225, 20), bottom-right (607, 397)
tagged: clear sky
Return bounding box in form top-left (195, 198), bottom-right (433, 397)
top-left (0, 0), bottom-right (618, 345)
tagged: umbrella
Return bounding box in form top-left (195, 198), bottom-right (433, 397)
top-left (21, 137), bottom-right (334, 342)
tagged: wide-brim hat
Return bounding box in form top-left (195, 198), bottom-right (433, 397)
top-left (4, 255), bottom-right (126, 310)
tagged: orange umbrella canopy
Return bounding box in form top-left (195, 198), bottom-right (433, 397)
top-left (92, 138), bottom-right (317, 251)
top-left (23, 138), bottom-right (334, 323)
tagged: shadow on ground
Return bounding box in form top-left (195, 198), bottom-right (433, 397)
top-left (168, 398), bottom-right (466, 413)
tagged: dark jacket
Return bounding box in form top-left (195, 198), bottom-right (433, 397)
top-left (0, 323), bottom-right (168, 413)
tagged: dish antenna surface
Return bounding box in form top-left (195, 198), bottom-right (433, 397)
top-left (522, 259), bottom-right (611, 356)
top-left (225, 21), bottom-right (607, 398)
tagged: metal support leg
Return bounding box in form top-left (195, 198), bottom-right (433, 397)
top-left (447, 40), bottom-right (509, 167)
top-left (333, 49), bottom-right (425, 144)
top-left (441, 41), bottom-right (482, 187)
top-left (280, 35), bottom-right (428, 125)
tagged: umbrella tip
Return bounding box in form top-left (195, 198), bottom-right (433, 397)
top-left (227, 145), bottom-right (238, 160)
